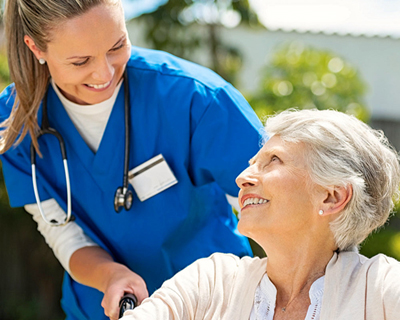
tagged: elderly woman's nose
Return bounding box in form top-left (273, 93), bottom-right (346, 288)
top-left (236, 167), bottom-right (258, 188)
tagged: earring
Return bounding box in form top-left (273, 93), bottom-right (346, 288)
top-left (318, 210), bottom-right (324, 216)
top-left (39, 58), bottom-right (46, 65)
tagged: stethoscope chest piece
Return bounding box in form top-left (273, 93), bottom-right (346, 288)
top-left (114, 187), bottom-right (133, 213)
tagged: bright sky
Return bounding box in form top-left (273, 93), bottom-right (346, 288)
top-left (249, 0), bottom-right (400, 37)
top-left (122, 0), bottom-right (167, 19)
top-left (122, 0), bottom-right (400, 37)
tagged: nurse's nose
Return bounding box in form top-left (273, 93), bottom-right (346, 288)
top-left (92, 57), bottom-right (114, 82)
top-left (236, 166), bottom-right (259, 189)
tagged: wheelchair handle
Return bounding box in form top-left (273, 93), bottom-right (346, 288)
top-left (119, 293), bottom-right (138, 318)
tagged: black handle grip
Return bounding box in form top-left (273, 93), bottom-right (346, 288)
top-left (119, 293), bottom-right (138, 318)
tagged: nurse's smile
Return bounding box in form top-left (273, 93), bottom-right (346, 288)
top-left (84, 80), bottom-right (113, 91)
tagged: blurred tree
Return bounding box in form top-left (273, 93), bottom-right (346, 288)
top-left (0, 49), bottom-right (10, 87)
top-left (135, 0), bottom-right (260, 84)
top-left (248, 41), bottom-right (370, 122)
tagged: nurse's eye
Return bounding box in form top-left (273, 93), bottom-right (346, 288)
top-left (72, 58), bottom-right (89, 66)
top-left (109, 43), bottom-right (124, 52)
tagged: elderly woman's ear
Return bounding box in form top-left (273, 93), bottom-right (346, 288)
top-left (319, 184), bottom-right (353, 217)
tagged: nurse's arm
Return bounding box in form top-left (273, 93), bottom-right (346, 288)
top-left (70, 246), bottom-right (149, 320)
top-left (25, 199), bottom-right (98, 273)
top-left (25, 199), bottom-right (149, 320)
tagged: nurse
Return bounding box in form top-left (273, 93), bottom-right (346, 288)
top-left (0, 1), bottom-right (263, 319)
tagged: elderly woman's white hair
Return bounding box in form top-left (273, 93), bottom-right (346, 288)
top-left (264, 109), bottom-right (400, 251)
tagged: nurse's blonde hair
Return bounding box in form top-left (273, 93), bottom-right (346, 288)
top-left (1, 0), bottom-right (118, 154)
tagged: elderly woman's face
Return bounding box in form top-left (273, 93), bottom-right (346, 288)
top-left (236, 135), bottom-right (322, 240)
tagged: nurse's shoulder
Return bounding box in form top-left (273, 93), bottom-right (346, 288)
top-left (0, 83), bottom-right (17, 122)
top-left (127, 46), bottom-right (228, 90)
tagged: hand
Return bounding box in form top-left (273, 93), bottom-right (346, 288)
top-left (69, 247), bottom-right (148, 320)
top-left (101, 263), bottom-right (148, 320)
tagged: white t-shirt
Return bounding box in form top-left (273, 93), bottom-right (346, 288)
top-left (51, 78), bottom-right (122, 152)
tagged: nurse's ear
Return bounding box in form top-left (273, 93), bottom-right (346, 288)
top-left (24, 35), bottom-right (45, 62)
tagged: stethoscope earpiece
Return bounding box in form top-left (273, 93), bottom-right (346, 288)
top-left (49, 214), bottom-right (76, 225)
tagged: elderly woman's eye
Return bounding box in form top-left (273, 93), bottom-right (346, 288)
top-left (264, 155), bottom-right (280, 168)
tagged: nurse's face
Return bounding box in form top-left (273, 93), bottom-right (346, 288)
top-left (27, 2), bottom-right (131, 105)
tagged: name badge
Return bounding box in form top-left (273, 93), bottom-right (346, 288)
top-left (128, 154), bottom-right (178, 201)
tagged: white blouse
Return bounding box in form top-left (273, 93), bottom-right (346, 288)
top-left (250, 274), bottom-right (325, 320)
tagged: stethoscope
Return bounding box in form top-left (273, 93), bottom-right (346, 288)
top-left (31, 70), bottom-right (133, 227)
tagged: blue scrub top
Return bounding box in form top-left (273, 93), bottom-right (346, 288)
top-left (0, 47), bottom-right (264, 320)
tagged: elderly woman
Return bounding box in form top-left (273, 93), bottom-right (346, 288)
top-left (121, 109), bottom-right (400, 320)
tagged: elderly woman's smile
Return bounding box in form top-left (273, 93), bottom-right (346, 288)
top-left (241, 196), bottom-right (269, 208)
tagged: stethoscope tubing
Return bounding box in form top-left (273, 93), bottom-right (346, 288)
top-left (31, 127), bottom-right (73, 226)
top-left (31, 69), bottom-right (132, 226)
top-left (122, 70), bottom-right (131, 192)
top-left (114, 70), bottom-right (133, 212)
top-left (31, 159), bottom-right (72, 226)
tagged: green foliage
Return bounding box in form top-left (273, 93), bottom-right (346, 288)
top-left (248, 41), bottom-right (370, 122)
top-left (136, 0), bottom-right (261, 84)
top-left (0, 47), bottom-right (10, 90)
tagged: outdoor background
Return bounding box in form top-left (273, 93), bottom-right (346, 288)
top-left (1, 0), bottom-right (400, 319)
